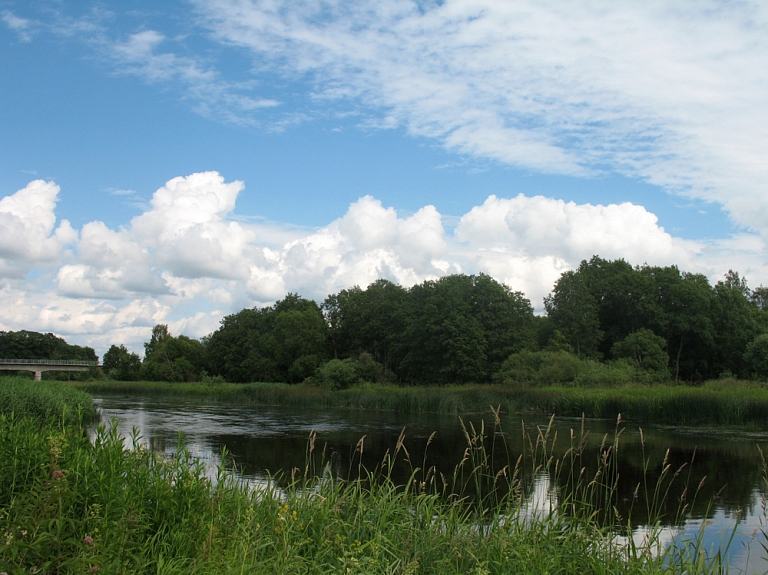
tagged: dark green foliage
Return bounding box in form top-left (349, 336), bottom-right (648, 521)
top-left (544, 269), bottom-right (603, 358)
top-left (310, 353), bottom-right (394, 390)
top-left (323, 279), bottom-right (407, 371)
top-left (142, 328), bottom-right (205, 382)
top-left (0, 330), bottom-right (97, 361)
top-left (544, 258), bottom-right (768, 381)
top-left (611, 329), bottom-right (669, 374)
top-left (743, 333), bottom-right (768, 379)
top-left (205, 294), bottom-right (327, 383)
top-left (495, 350), bottom-right (582, 387)
top-left (641, 266), bottom-right (714, 381)
top-left (102, 344), bottom-right (142, 380)
top-left (398, 274), bottom-right (535, 384)
top-left (0, 376), bottom-right (97, 426)
top-left (710, 271), bottom-right (768, 377)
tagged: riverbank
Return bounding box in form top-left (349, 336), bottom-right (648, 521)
top-left (0, 376), bottom-right (98, 425)
top-left (71, 378), bottom-right (768, 426)
top-left (0, 395), bottom-right (744, 575)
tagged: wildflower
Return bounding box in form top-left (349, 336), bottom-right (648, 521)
top-left (84, 536), bottom-right (94, 544)
top-left (52, 470), bottom-right (65, 479)
top-left (91, 567), bottom-right (100, 572)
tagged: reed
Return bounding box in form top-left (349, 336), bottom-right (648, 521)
top-left (75, 378), bottom-right (768, 426)
top-left (0, 375), bottom-right (98, 426)
top-left (0, 404), bottom-right (749, 574)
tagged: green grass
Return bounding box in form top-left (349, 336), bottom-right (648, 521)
top-left (0, 376), bottom-right (98, 426)
top-left (74, 378), bottom-right (768, 426)
top-left (0, 410), bottom-right (745, 574)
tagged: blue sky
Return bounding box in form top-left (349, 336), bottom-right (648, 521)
top-left (1, 0), bottom-right (766, 354)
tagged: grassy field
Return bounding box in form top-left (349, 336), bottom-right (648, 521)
top-left (0, 389), bottom-right (746, 575)
top-left (73, 378), bottom-right (768, 426)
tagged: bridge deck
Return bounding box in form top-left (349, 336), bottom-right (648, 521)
top-left (0, 359), bottom-right (99, 381)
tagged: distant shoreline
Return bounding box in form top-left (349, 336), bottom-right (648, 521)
top-left (70, 379), bottom-right (768, 427)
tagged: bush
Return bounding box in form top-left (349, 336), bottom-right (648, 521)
top-left (311, 358), bottom-right (361, 390)
top-left (310, 353), bottom-right (395, 390)
top-left (743, 333), bottom-right (768, 379)
top-left (573, 359), bottom-right (636, 387)
top-left (495, 350), bottom-right (583, 387)
top-left (611, 329), bottom-right (669, 375)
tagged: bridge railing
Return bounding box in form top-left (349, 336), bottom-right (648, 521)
top-left (0, 359), bottom-right (99, 366)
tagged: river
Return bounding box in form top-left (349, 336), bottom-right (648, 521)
top-left (92, 392), bottom-right (768, 574)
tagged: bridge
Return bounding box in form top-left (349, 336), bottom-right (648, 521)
top-left (0, 359), bottom-right (99, 381)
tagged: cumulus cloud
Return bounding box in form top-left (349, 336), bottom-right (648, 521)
top-left (2, 172), bottom-right (767, 355)
top-left (0, 180), bottom-right (76, 278)
top-left (196, 0), bottom-right (768, 234)
top-left (278, 196), bottom-right (457, 298)
top-left (453, 195), bottom-right (703, 305)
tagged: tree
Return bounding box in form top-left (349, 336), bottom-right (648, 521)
top-left (399, 274), bottom-right (535, 384)
top-left (269, 308), bottom-right (327, 383)
top-left (0, 330), bottom-right (97, 361)
top-left (102, 344), bottom-right (142, 381)
top-left (743, 334), bottom-right (768, 379)
top-left (205, 294), bottom-right (328, 383)
top-left (323, 279), bottom-right (407, 371)
top-left (142, 326), bottom-right (205, 382)
top-left (641, 266), bottom-right (714, 381)
top-left (544, 270), bottom-right (602, 358)
top-left (710, 271), bottom-right (765, 377)
top-left (144, 324), bottom-right (170, 359)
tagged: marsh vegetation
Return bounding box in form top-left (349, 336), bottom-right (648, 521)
top-left (3, 377), bottom-right (768, 573)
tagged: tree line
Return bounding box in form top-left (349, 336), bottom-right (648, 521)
top-left (0, 330), bottom-right (97, 362)
top-left (4, 256), bottom-right (766, 385)
top-left (97, 256), bottom-right (768, 385)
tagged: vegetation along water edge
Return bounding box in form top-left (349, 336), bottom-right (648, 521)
top-left (71, 377), bottom-right (768, 427)
top-left (0, 378), bottom-right (757, 574)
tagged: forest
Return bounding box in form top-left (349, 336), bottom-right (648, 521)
top-left (5, 256), bottom-right (768, 386)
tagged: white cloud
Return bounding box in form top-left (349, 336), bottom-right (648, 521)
top-left (2, 172), bottom-right (767, 356)
top-left (2, 10), bottom-right (32, 42)
top-left (0, 180), bottom-right (76, 278)
top-left (110, 30), bottom-right (280, 126)
top-left (453, 194), bottom-right (704, 305)
top-left (197, 0), bottom-right (768, 234)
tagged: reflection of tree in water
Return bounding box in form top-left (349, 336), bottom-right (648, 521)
top-left (131, 411), bottom-right (768, 531)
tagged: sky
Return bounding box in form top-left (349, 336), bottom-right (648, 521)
top-left (1, 0), bottom-right (767, 357)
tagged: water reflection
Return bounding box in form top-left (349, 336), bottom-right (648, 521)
top-left (92, 393), bottom-right (768, 574)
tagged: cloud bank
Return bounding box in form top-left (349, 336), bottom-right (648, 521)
top-left (1, 172), bottom-right (764, 356)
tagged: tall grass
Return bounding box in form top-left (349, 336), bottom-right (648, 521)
top-left (76, 378), bottom-right (768, 426)
top-left (0, 376), bottom-right (98, 426)
top-left (0, 404), bottom-right (749, 574)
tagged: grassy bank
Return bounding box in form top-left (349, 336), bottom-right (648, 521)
top-left (0, 376), bottom-right (98, 426)
top-left (0, 408), bottom-right (742, 574)
top-left (73, 378), bottom-right (768, 426)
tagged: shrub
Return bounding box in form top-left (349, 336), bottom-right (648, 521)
top-left (611, 329), bottom-right (669, 375)
top-left (495, 350), bottom-right (583, 387)
top-left (573, 359), bottom-right (636, 387)
top-left (311, 358), bottom-right (361, 390)
top-left (743, 333), bottom-right (768, 379)
top-left (310, 353), bottom-right (394, 390)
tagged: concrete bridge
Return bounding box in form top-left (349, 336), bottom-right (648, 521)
top-left (0, 359), bottom-right (99, 381)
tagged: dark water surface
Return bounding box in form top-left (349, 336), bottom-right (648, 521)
top-left (92, 393), bottom-right (768, 574)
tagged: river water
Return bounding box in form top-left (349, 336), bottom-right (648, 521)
top-left (92, 393), bottom-right (768, 574)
